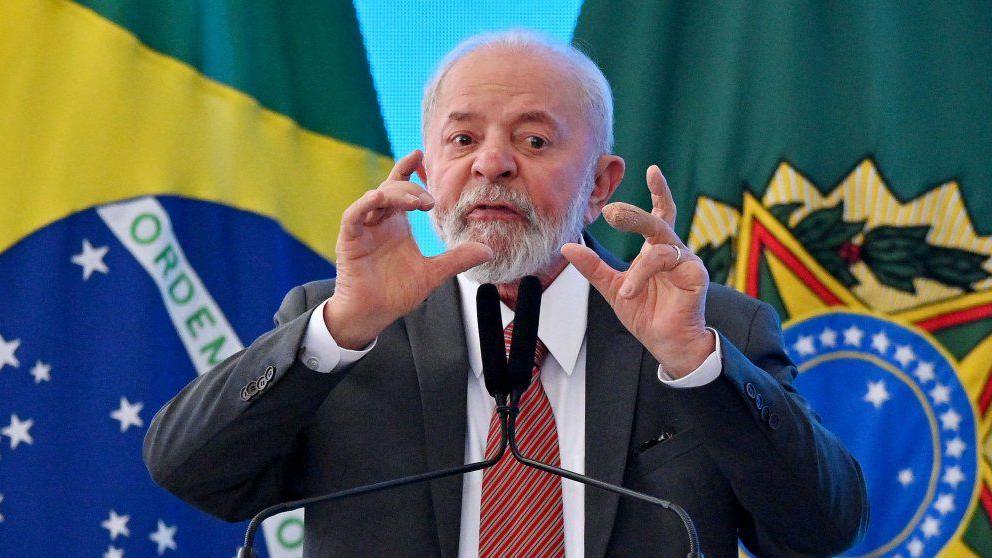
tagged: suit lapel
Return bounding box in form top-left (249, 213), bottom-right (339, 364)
top-left (584, 234), bottom-right (643, 558)
top-left (404, 279), bottom-right (468, 558)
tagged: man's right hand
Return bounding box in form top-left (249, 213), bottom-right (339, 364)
top-left (322, 150), bottom-right (494, 349)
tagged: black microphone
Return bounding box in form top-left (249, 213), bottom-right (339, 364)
top-left (507, 275), bottom-right (541, 402)
top-left (477, 283), bottom-right (509, 405)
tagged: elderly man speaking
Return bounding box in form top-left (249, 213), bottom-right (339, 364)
top-left (144, 31), bottom-right (868, 557)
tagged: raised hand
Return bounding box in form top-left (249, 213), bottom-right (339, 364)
top-left (323, 150), bottom-right (494, 348)
top-left (562, 165), bottom-right (714, 378)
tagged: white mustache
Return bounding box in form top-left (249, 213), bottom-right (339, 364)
top-left (449, 183), bottom-right (537, 227)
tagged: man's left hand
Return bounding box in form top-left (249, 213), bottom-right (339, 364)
top-left (562, 165), bottom-right (714, 379)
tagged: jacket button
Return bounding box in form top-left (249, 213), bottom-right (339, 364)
top-left (257, 375), bottom-right (269, 390)
top-left (264, 365), bottom-right (275, 380)
top-left (761, 406), bottom-right (771, 421)
top-left (768, 413), bottom-right (781, 430)
top-left (745, 382), bottom-right (756, 399)
top-left (240, 386), bottom-right (250, 401)
top-left (754, 394), bottom-right (764, 410)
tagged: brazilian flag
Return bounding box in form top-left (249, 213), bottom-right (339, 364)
top-left (0, 0), bottom-right (391, 555)
top-left (575, 2), bottom-right (992, 556)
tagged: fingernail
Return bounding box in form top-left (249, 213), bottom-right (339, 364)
top-left (419, 192), bottom-right (434, 205)
top-left (620, 284), bottom-right (633, 298)
top-left (406, 194), bottom-right (421, 204)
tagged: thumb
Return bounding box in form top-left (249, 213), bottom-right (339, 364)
top-left (428, 241), bottom-right (495, 282)
top-left (561, 243), bottom-right (620, 300)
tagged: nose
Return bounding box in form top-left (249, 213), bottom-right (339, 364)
top-left (471, 141), bottom-right (517, 183)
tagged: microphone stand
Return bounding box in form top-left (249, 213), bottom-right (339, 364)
top-left (236, 393), bottom-right (703, 558)
top-left (238, 277), bottom-right (704, 557)
top-left (500, 405), bottom-right (704, 558)
top-left (235, 423), bottom-right (509, 558)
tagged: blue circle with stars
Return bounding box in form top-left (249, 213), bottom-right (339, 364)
top-left (785, 311), bottom-right (978, 558)
top-left (0, 196), bottom-right (336, 556)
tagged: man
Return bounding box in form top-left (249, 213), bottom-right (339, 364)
top-left (144, 31), bottom-right (868, 557)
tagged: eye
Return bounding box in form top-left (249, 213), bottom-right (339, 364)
top-left (451, 134), bottom-right (473, 147)
top-left (526, 136), bottom-right (548, 150)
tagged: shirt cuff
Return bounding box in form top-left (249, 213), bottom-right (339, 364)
top-left (657, 328), bottom-right (722, 387)
top-left (299, 299), bottom-right (376, 373)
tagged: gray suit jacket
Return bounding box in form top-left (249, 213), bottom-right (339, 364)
top-left (144, 234), bottom-right (868, 557)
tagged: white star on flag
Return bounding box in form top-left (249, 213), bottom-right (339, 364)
top-left (104, 546), bottom-right (124, 558)
top-left (921, 516), bottom-right (941, 538)
top-left (939, 409), bottom-right (962, 431)
top-left (149, 519), bottom-right (178, 554)
top-left (913, 361), bottom-right (935, 383)
top-left (929, 383), bottom-right (951, 406)
top-left (871, 331), bottom-right (891, 354)
top-left (864, 380), bottom-right (891, 409)
top-left (942, 465), bottom-right (966, 488)
top-left (843, 325), bottom-right (864, 346)
top-left (110, 397), bottom-right (144, 432)
top-left (0, 334), bottom-right (21, 371)
top-left (818, 327), bottom-right (838, 348)
top-left (101, 510), bottom-right (130, 540)
top-left (894, 345), bottom-right (915, 367)
top-left (945, 437), bottom-right (967, 458)
top-left (934, 493), bottom-right (955, 515)
top-left (907, 537), bottom-right (924, 557)
top-left (793, 335), bottom-right (816, 356)
top-left (2, 414), bottom-right (34, 449)
top-left (30, 360), bottom-right (51, 384)
top-left (897, 468), bottom-right (914, 486)
top-left (71, 239), bottom-right (110, 280)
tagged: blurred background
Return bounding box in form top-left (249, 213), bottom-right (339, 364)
top-left (1, 1), bottom-right (991, 556)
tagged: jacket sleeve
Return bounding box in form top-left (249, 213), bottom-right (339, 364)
top-left (142, 284), bottom-right (349, 521)
top-left (670, 301), bottom-right (869, 556)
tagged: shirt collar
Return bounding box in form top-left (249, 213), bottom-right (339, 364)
top-left (456, 241), bottom-right (590, 379)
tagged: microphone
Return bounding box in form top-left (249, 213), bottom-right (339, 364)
top-left (506, 275), bottom-right (541, 403)
top-left (477, 283), bottom-right (509, 404)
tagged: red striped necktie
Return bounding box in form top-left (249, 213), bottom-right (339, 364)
top-left (478, 321), bottom-right (565, 558)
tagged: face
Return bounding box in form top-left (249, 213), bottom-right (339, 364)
top-left (422, 47), bottom-right (624, 283)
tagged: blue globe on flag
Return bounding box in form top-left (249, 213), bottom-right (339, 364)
top-left (0, 196), bottom-right (335, 556)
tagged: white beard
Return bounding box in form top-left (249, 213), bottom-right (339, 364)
top-left (431, 175), bottom-right (591, 284)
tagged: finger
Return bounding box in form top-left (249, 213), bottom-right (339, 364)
top-left (619, 243), bottom-right (681, 299)
top-left (342, 188), bottom-right (420, 238)
top-left (603, 202), bottom-right (686, 249)
top-left (646, 165), bottom-right (676, 225)
top-left (380, 181), bottom-right (435, 209)
top-left (341, 190), bottom-right (386, 239)
top-left (387, 150), bottom-right (424, 182)
top-left (369, 185), bottom-right (435, 224)
top-left (602, 202), bottom-right (665, 238)
top-left (561, 243), bottom-right (621, 300)
top-left (428, 242), bottom-right (495, 283)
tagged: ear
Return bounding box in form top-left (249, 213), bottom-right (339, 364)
top-left (584, 154), bottom-right (625, 225)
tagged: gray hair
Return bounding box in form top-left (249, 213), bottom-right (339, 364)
top-left (421, 29), bottom-right (614, 155)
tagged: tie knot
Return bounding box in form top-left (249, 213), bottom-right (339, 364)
top-left (502, 321), bottom-right (549, 368)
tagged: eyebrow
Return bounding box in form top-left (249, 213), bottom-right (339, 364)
top-left (444, 110), bottom-right (562, 132)
top-left (512, 111), bottom-right (560, 129)
top-left (446, 111), bottom-right (477, 123)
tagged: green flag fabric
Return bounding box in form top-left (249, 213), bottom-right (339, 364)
top-left (574, 2), bottom-right (992, 556)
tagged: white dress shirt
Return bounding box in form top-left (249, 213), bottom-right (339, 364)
top-left (298, 259), bottom-right (723, 558)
